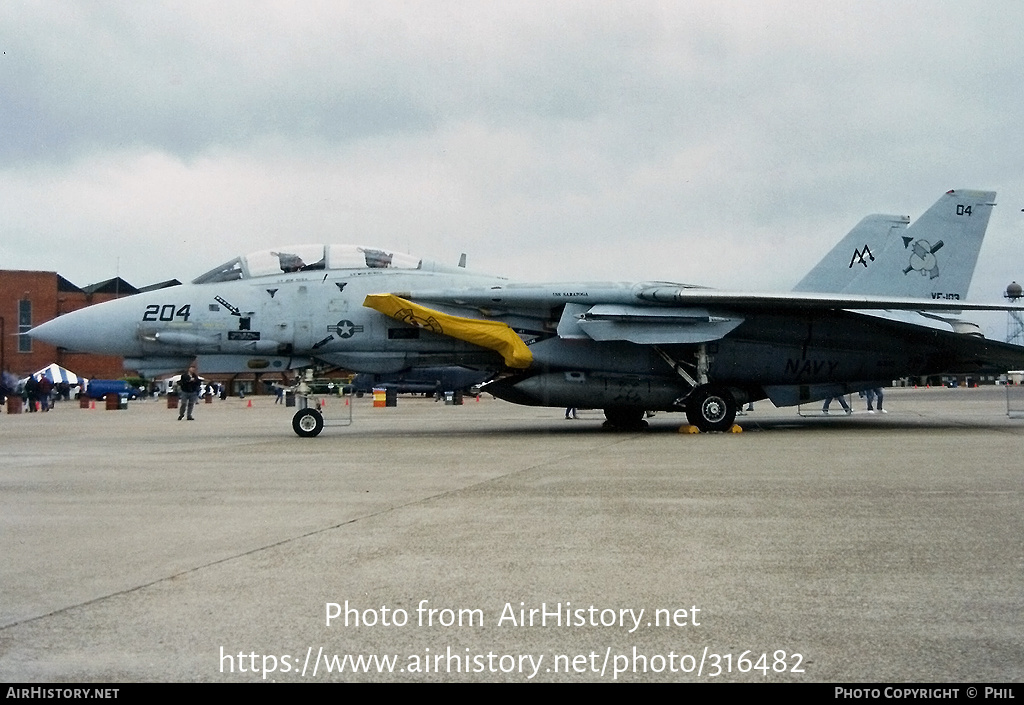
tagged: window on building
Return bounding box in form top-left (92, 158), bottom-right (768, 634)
top-left (18, 299), bottom-right (32, 353)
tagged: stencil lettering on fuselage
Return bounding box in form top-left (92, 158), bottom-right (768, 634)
top-left (785, 358), bottom-right (839, 379)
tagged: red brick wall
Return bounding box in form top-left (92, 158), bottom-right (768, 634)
top-left (0, 270), bottom-right (126, 379)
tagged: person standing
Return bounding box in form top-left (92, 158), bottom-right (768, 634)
top-left (178, 364), bottom-right (201, 421)
top-left (24, 375), bottom-right (39, 412)
top-left (822, 394), bottom-right (852, 414)
top-left (864, 387), bottom-right (886, 413)
top-left (37, 375), bottom-right (53, 412)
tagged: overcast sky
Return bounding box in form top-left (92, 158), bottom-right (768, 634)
top-left (3, 2), bottom-right (1023, 336)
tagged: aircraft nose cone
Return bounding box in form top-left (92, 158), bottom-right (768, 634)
top-left (29, 304), bottom-right (140, 355)
top-left (28, 315), bottom-right (79, 348)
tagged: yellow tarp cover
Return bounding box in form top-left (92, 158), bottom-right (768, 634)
top-left (363, 294), bottom-right (533, 369)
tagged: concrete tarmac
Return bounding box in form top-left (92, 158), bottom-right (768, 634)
top-left (2, 387), bottom-right (1023, 682)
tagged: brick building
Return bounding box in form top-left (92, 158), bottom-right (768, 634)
top-left (0, 270), bottom-right (140, 379)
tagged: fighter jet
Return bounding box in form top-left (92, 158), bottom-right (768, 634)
top-left (30, 189), bottom-right (1024, 436)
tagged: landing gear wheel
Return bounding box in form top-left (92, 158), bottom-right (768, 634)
top-left (292, 408), bottom-right (325, 437)
top-left (603, 406), bottom-right (648, 431)
top-left (685, 385), bottom-right (736, 433)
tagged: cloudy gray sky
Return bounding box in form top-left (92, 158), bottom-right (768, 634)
top-left (3, 1), bottom-right (1023, 336)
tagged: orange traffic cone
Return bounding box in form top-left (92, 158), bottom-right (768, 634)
top-left (247, 399), bottom-right (252, 408)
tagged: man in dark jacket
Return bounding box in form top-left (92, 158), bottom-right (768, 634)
top-left (178, 364), bottom-right (201, 421)
top-left (24, 375), bottom-right (39, 412)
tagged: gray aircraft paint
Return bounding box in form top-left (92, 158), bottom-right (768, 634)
top-left (792, 213), bottom-right (910, 293)
top-left (30, 192), bottom-right (1024, 433)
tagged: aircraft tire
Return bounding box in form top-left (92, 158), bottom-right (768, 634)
top-left (685, 385), bottom-right (736, 432)
top-left (603, 406), bottom-right (648, 431)
top-left (292, 408), bottom-right (325, 438)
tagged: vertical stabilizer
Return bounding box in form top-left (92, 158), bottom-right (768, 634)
top-left (793, 214), bottom-right (910, 292)
top-left (839, 189), bottom-right (996, 300)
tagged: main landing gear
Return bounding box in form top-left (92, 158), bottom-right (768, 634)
top-left (602, 385), bottom-right (738, 433)
top-left (652, 344), bottom-right (739, 433)
top-left (684, 384), bottom-right (737, 433)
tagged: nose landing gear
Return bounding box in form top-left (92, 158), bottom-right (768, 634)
top-left (292, 407), bottom-right (325, 437)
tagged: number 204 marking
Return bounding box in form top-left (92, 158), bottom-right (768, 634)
top-left (143, 304), bottom-right (191, 322)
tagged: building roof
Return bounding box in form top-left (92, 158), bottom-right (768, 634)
top-left (56, 275), bottom-right (84, 293)
top-left (138, 279), bottom-right (182, 293)
top-left (81, 277), bottom-right (139, 296)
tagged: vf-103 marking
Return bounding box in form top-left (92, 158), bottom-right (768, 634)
top-left (30, 191), bottom-right (1024, 436)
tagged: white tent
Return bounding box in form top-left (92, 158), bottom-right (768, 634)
top-left (29, 363), bottom-right (86, 386)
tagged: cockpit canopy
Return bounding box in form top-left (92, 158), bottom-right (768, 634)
top-left (192, 245), bottom-right (425, 284)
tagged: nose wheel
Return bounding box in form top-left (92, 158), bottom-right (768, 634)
top-left (292, 408), bottom-right (325, 437)
top-left (685, 385), bottom-right (736, 432)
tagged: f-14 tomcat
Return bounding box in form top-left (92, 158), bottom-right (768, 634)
top-left (30, 189), bottom-right (1024, 435)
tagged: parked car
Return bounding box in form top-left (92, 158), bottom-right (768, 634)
top-left (83, 380), bottom-right (141, 400)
